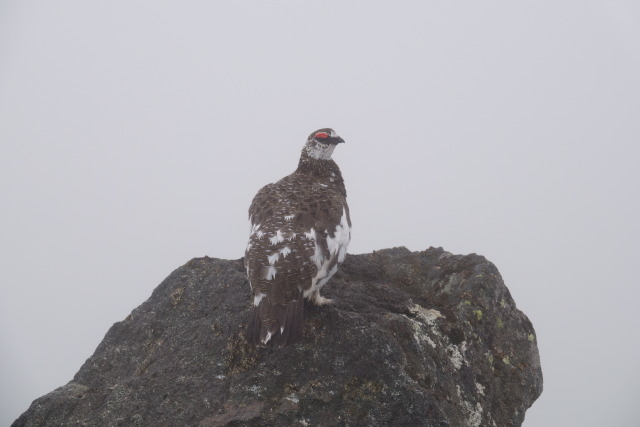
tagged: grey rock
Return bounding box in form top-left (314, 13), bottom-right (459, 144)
top-left (13, 247), bottom-right (542, 426)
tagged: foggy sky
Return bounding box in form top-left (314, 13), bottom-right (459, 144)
top-left (1, 2), bottom-right (639, 425)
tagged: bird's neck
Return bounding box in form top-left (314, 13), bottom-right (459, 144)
top-left (297, 153), bottom-right (336, 176)
top-left (296, 154), bottom-right (347, 197)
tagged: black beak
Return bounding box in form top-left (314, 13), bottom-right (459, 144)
top-left (329, 136), bottom-right (345, 145)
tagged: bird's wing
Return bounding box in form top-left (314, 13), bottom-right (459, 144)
top-left (244, 179), bottom-right (314, 344)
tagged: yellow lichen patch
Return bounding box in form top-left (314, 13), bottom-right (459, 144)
top-left (473, 310), bottom-right (483, 321)
top-left (170, 287), bottom-right (184, 306)
top-left (408, 304), bottom-right (443, 324)
top-left (225, 334), bottom-right (259, 374)
top-left (135, 338), bottom-right (164, 376)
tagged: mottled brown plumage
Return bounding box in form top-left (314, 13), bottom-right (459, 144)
top-left (245, 128), bottom-right (351, 345)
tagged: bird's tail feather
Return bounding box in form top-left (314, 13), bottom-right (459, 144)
top-left (246, 294), bottom-right (305, 346)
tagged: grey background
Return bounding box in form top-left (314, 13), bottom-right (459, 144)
top-left (1, 1), bottom-right (638, 425)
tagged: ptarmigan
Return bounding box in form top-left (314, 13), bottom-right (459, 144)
top-left (245, 128), bottom-right (351, 345)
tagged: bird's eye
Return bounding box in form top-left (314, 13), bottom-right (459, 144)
top-left (315, 132), bottom-right (329, 139)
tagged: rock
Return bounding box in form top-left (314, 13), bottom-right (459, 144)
top-left (12, 247), bottom-right (542, 426)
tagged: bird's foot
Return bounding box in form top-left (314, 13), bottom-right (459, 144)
top-left (312, 294), bottom-right (334, 306)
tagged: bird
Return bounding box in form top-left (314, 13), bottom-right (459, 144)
top-left (244, 128), bottom-right (351, 345)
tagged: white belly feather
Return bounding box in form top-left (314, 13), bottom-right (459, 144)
top-left (303, 207), bottom-right (351, 298)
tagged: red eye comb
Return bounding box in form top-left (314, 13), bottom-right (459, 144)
top-left (315, 132), bottom-right (329, 139)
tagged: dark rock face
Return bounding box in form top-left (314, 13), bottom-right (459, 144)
top-left (13, 247), bottom-right (542, 427)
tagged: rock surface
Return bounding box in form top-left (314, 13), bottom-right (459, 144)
top-left (13, 247), bottom-right (542, 427)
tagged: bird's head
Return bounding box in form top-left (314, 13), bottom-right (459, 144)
top-left (303, 128), bottom-right (345, 160)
